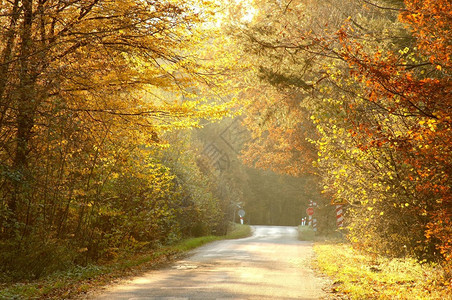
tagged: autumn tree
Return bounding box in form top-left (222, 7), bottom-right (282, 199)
top-left (229, 0), bottom-right (451, 262)
top-left (225, 0), bottom-right (347, 232)
top-left (0, 0), bottom-right (242, 279)
top-left (333, 0), bottom-right (451, 260)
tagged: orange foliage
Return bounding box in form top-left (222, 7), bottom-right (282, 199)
top-left (240, 90), bottom-right (318, 176)
top-left (337, 0), bottom-right (451, 261)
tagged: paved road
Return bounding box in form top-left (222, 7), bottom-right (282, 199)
top-left (88, 226), bottom-right (329, 300)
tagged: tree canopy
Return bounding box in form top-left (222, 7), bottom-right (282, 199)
top-left (0, 0), bottom-right (450, 282)
top-left (0, 0), bottom-right (243, 279)
top-left (230, 0), bottom-right (451, 262)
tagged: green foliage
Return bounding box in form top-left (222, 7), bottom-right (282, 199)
top-left (0, 238), bottom-right (77, 281)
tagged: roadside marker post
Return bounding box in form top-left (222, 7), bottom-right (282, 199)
top-left (238, 209), bottom-right (245, 225)
top-left (336, 205), bottom-right (344, 228)
top-left (306, 207), bottom-right (314, 227)
top-left (306, 202), bottom-right (317, 230)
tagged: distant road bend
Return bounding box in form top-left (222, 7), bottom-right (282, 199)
top-left (88, 225), bottom-right (329, 300)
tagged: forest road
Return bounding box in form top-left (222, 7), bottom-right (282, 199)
top-left (86, 225), bottom-right (330, 300)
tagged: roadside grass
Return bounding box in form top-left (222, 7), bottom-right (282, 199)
top-left (174, 223), bottom-right (252, 252)
top-left (224, 222), bottom-right (252, 239)
top-left (298, 225), bottom-right (316, 241)
top-left (297, 226), bottom-right (344, 242)
top-left (313, 242), bottom-right (451, 299)
top-left (0, 223), bottom-right (251, 300)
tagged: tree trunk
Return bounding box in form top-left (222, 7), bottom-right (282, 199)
top-left (8, 0), bottom-right (35, 233)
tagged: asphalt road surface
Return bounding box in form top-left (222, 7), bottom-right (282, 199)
top-left (88, 226), bottom-right (329, 300)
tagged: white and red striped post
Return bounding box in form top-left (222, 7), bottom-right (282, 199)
top-left (309, 200), bottom-right (317, 231)
top-left (301, 217), bottom-right (307, 226)
top-left (336, 205), bottom-right (344, 228)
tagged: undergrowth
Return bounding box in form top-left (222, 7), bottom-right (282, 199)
top-left (298, 226), bottom-right (315, 241)
top-left (314, 242), bottom-right (451, 299)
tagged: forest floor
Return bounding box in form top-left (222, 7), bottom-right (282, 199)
top-left (0, 224), bottom-right (251, 300)
top-left (313, 241), bottom-right (451, 299)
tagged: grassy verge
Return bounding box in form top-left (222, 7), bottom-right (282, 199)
top-left (0, 224), bottom-right (251, 300)
top-left (313, 242), bottom-right (451, 299)
top-left (174, 223), bottom-right (252, 252)
top-left (297, 225), bottom-right (315, 241)
top-left (297, 226), bottom-right (345, 242)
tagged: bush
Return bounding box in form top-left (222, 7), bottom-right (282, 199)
top-left (298, 226), bottom-right (315, 241)
top-left (0, 238), bottom-right (77, 281)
